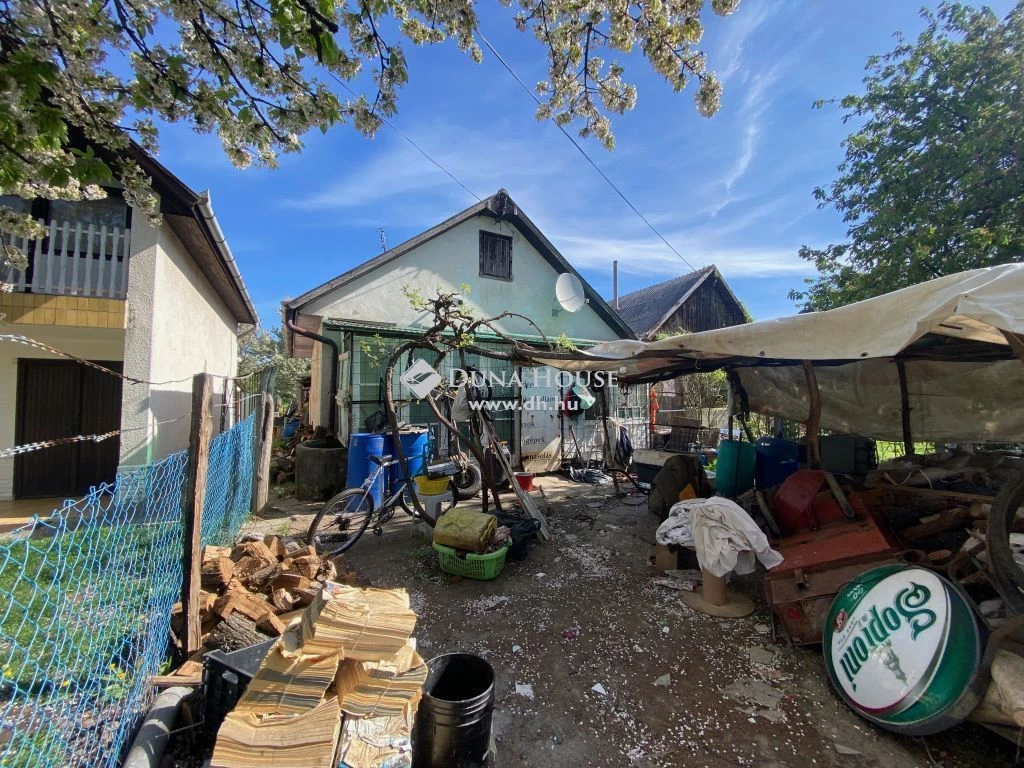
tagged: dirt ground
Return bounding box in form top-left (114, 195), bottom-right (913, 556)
top-left (242, 477), bottom-right (1017, 768)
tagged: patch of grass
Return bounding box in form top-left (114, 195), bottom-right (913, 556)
top-left (0, 520), bottom-right (181, 766)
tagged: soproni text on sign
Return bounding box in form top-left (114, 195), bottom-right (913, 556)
top-left (823, 565), bottom-right (982, 736)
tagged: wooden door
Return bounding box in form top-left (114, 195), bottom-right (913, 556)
top-left (14, 360), bottom-right (122, 498)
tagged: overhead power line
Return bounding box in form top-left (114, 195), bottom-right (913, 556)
top-left (476, 33), bottom-right (699, 274)
top-left (326, 72), bottom-right (483, 204)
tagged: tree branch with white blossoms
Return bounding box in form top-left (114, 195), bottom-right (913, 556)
top-left (0, 0), bottom-right (740, 274)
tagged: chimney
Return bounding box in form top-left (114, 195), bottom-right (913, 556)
top-left (613, 260), bottom-right (619, 310)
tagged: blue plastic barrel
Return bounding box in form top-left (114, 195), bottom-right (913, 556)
top-left (347, 433), bottom-right (385, 506)
top-left (716, 440), bottom-right (756, 497)
top-left (390, 430), bottom-right (429, 493)
top-left (754, 437), bottom-right (800, 489)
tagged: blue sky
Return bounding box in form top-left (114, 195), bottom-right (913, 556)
top-left (152, 0), bottom-right (1014, 327)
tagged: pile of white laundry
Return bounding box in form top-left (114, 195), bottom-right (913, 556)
top-left (656, 497), bottom-right (783, 578)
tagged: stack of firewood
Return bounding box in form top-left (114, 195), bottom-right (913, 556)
top-left (172, 535), bottom-right (359, 652)
top-left (270, 425), bottom-right (316, 485)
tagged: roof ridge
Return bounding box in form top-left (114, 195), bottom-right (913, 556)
top-left (616, 264), bottom-right (714, 304)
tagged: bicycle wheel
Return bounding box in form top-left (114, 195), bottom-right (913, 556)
top-left (986, 471), bottom-right (1024, 614)
top-left (398, 480), bottom-right (458, 520)
top-left (307, 489), bottom-right (375, 557)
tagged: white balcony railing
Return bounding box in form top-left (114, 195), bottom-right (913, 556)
top-left (0, 219), bottom-right (130, 299)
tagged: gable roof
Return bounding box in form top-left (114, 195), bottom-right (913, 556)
top-left (131, 145), bottom-right (258, 326)
top-left (614, 265), bottom-right (745, 339)
top-left (284, 190), bottom-right (635, 341)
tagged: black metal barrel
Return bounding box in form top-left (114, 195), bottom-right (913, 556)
top-left (413, 653), bottom-right (495, 768)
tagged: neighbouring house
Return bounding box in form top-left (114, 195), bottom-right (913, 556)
top-left (613, 266), bottom-right (748, 449)
top-left (0, 153), bottom-right (257, 500)
top-left (283, 189), bottom-right (647, 472)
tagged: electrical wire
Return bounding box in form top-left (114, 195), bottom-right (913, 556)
top-left (1, 334), bottom-right (275, 387)
top-left (476, 32), bottom-right (699, 274)
top-left (326, 72), bottom-right (483, 205)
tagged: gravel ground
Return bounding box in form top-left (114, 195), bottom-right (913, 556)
top-left (235, 477), bottom-right (1016, 768)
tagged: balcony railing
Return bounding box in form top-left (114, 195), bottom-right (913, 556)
top-left (0, 219), bottom-right (130, 299)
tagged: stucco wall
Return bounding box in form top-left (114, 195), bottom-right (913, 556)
top-left (302, 214), bottom-right (621, 343)
top-left (120, 221), bottom-right (239, 465)
top-left (0, 325), bottom-right (124, 499)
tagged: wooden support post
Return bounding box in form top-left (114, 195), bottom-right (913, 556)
top-left (181, 373), bottom-right (212, 656)
top-left (251, 394), bottom-right (274, 516)
top-left (802, 361), bottom-right (821, 468)
top-left (896, 359), bottom-right (913, 457)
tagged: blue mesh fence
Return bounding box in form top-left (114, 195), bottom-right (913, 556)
top-left (0, 412), bottom-right (259, 767)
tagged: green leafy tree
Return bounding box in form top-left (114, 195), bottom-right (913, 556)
top-left (238, 327), bottom-right (309, 410)
top-left (791, 2), bottom-right (1024, 311)
top-left (0, 0), bottom-right (741, 269)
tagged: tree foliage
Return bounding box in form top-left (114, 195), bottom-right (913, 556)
top-left (0, 0), bottom-right (740, 267)
top-left (238, 327), bottom-right (309, 409)
top-left (791, 2), bottom-right (1024, 311)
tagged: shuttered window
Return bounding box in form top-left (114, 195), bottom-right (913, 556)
top-left (479, 231), bottom-right (513, 281)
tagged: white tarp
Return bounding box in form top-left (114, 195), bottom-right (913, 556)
top-left (519, 266), bottom-right (1024, 442)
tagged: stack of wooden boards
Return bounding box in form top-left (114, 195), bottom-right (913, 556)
top-left (172, 535), bottom-right (356, 653)
top-left (210, 583), bottom-right (426, 768)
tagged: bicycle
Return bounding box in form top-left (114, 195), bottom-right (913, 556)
top-left (307, 454), bottom-right (458, 557)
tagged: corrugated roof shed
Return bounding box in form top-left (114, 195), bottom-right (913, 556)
top-left (613, 266), bottom-right (716, 338)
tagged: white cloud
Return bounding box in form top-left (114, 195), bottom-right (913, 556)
top-left (552, 229), bottom-right (809, 280)
top-left (714, 1), bottom-right (779, 84)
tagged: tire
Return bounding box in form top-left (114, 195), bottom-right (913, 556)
top-left (399, 480), bottom-right (458, 520)
top-left (986, 471), bottom-right (1024, 614)
top-left (307, 489), bottom-right (374, 557)
top-left (454, 461), bottom-right (483, 500)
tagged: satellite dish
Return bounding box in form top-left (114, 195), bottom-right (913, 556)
top-left (555, 273), bottom-right (586, 313)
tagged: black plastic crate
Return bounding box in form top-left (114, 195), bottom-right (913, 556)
top-left (202, 639), bottom-right (276, 737)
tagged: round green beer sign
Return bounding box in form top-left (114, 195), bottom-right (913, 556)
top-left (823, 565), bottom-right (983, 735)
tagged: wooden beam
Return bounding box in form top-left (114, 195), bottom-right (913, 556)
top-left (181, 373), bottom-right (213, 656)
top-left (251, 394), bottom-right (274, 515)
top-left (802, 361), bottom-right (821, 468)
top-left (896, 359), bottom-right (913, 457)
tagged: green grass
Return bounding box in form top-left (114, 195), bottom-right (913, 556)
top-left (0, 519), bottom-right (182, 766)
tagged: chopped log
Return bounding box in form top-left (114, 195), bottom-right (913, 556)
top-left (232, 541), bottom-right (277, 567)
top-left (263, 535), bottom-right (288, 560)
top-left (257, 612), bottom-right (287, 636)
top-left (245, 563), bottom-right (282, 593)
top-left (272, 589), bottom-right (296, 613)
top-left (292, 585), bottom-right (322, 608)
top-left (201, 557), bottom-right (234, 591)
top-left (292, 555), bottom-right (321, 580)
top-left (291, 545), bottom-right (318, 559)
top-left (206, 612), bottom-right (272, 652)
top-left (213, 587), bottom-right (273, 622)
top-left (202, 545), bottom-right (233, 562)
top-left (200, 591), bottom-right (217, 620)
top-left (271, 572), bottom-right (313, 592)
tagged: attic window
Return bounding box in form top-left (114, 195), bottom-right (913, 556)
top-left (479, 231), bottom-right (513, 281)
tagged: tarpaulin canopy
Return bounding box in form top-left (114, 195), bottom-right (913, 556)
top-left (515, 265), bottom-right (1024, 442)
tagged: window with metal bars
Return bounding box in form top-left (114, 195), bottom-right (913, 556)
top-left (479, 231), bottom-right (512, 281)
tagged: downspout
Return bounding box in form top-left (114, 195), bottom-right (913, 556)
top-left (194, 192), bottom-right (260, 329)
top-left (285, 306), bottom-right (339, 437)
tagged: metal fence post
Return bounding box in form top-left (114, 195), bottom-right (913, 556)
top-left (181, 372), bottom-right (212, 655)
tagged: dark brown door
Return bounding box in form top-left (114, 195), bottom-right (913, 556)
top-left (14, 360), bottom-right (123, 498)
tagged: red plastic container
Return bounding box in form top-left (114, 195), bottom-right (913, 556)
top-left (514, 472), bottom-right (535, 492)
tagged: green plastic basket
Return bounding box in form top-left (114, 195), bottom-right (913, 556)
top-left (432, 542), bottom-right (509, 580)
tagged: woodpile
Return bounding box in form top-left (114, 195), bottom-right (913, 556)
top-left (211, 583), bottom-right (424, 768)
top-left (270, 425), bottom-right (316, 485)
top-left (172, 535), bottom-right (357, 653)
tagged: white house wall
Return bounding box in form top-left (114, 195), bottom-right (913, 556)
top-left (0, 325), bottom-right (124, 499)
top-left (303, 214), bottom-right (620, 343)
top-left (121, 220), bottom-right (239, 465)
